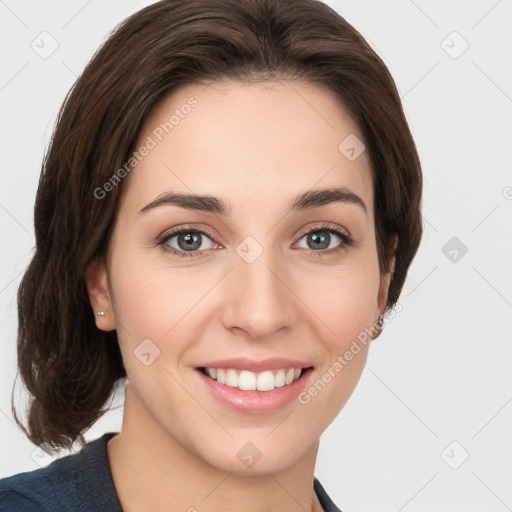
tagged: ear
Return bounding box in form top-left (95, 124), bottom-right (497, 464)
top-left (372, 235), bottom-right (398, 340)
top-left (84, 257), bottom-right (116, 331)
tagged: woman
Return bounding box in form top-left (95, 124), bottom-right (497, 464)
top-left (0, 0), bottom-right (422, 510)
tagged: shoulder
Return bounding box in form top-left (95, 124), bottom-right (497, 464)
top-left (0, 432), bottom-right (121, 512)
top-left (0, 455), bottom-right (74, 512)
top-left (0, 487), bottom-right (47, 512)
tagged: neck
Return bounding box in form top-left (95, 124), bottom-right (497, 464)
top-left (107, 383), bottom-right (323, 512)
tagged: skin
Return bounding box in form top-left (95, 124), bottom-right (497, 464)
top-left (85, 80), bottom-right (395, 512)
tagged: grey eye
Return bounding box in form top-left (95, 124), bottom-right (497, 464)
top-left (165, 231), bottom-right (215, 252)
top-left (296, 230), bottom-right (342, 251)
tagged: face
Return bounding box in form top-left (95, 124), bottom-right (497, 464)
top-left (86, 80), bottom-right (394, 475)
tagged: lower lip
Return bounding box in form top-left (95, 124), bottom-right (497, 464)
top-left (196, 367), bottom-right (314, 414)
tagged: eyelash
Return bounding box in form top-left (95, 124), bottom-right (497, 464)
top-left (155, 223), bottom-right (354, 259)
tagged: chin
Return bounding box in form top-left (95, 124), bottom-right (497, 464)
top-left (196, 437), bottom-right (309, 477)
top-left (210, 455), bottom-right (298, 477)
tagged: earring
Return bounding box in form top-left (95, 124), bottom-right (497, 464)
top-left (376, 314), bottom-right (384, 327)
top-left (97, 311), bottom-right (105, 317)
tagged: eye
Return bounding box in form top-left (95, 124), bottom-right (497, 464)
top-left (156, 222), bottom-right (353, 259)
top-left (294, 223), bottom-right (353, 256)
top-left (157, 227), bottom-right (219, 258)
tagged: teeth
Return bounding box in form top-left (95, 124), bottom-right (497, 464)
top-left (239, 370), bottom-right (256, 390)
top-left (226, 369), bottom-right (239, 387)
top-left (274, 370), bottom-right (286, 388)
top-left (203, 367), bottom-right (305, 391)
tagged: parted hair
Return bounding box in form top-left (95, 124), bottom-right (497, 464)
top-left (13, 0), bottom-right (422, 452)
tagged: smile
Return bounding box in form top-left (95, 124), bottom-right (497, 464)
top-left (199, 367), bottom-right (307, 391)
top-left (195, 366), bottom-right (315, 414)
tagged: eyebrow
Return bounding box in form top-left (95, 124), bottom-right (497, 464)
top-left (138, 186), bottom-right (367, 217)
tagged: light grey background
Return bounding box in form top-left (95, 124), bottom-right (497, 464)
top-left (1, 1), bottom-right (511, 511)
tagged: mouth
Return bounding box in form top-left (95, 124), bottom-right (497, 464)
top-left (197, 365), bottom-right (314, 391)
top-left (195, 365), bottom-right (315, 414)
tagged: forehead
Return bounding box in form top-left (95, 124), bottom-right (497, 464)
top-left (118, 80), bottom-right (374, 219)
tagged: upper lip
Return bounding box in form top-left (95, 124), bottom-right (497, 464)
top-left (196, 357), bottom-right (313, 372)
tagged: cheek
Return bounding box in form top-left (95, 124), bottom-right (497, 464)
top-left (110, 270), bottom-right (168, 336)
top-left (111, 247), bottom-right (381, 339)
top-left (303, 258), bottom-right (381, 342)
top-left (295, 262), bottom-right (379, 424)
top-left (108, 252), bottom-right (215, 364)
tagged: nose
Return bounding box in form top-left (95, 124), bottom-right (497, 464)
top-left (221, 246), bottom-right (299, 340)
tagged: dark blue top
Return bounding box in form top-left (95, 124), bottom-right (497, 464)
top-left (0, 432), bottom-right (342, 511)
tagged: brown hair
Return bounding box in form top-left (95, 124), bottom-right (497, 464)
top-left (13, 0), bottom-right (422, 452)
